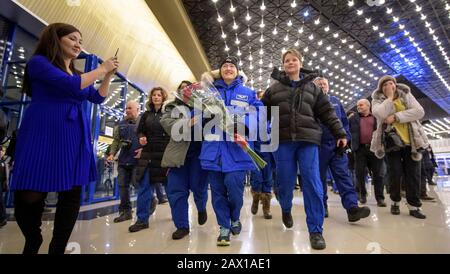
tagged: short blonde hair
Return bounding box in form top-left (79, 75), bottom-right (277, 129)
top-left (282, 48), bottom-right (303, 64)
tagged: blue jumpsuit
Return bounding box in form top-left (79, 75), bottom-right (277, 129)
top-left (250, 142), bottom-right (274, 194)
top-left (319, 95), bottom-right (358, 211)
top-left (200, 76), bottom-right (262, 230)
top-left (166, 127), bottom-right (208, 230)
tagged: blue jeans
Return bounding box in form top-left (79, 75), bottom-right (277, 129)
top-left (136, 168), bottom-right (155, 223)
top-left (274, 141), bottom-right (324, 234)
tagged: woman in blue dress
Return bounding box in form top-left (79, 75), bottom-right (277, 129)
top-left (10, 23), bottom-right (118, 254)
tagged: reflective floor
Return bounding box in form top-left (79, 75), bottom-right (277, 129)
top-left (1, 176), bottom-right (450, 254)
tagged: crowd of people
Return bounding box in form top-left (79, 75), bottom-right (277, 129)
top-left (0, 22), bottom-right (439, 253)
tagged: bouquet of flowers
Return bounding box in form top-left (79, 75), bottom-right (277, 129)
top-left (173, 76), bottom-right (267, 170)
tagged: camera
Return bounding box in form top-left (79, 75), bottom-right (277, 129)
top-left (120, 139), bottom-right (132, 150)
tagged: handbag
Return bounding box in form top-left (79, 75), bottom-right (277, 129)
top-left (383, 125), bottom-right (405, 152)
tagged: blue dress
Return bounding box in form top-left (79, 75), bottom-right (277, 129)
top-left (10, 55), bottom-right (105, 192)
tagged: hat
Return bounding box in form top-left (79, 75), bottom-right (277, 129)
top-left (220, 56), bottom-right (239, 71)
top-left (377, 75), bottom-right (397, 93)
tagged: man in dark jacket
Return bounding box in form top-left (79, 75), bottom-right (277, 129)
top-left (314, 77), bottom-right (370, 222)
top-left (349, 99), bottom-right (385, 206)
top-left (262, 48), bottom-right (347, 250)
top-left (108, 100), bottom-right (144, 223)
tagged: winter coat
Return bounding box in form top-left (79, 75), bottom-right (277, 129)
top-left (199, 70), bottom-right (263, 172)
top-left (160, 99), bottom-right (195, 168)
top-left (262, 67), bottom-right (346, 145)
top-left (135, 105), bottom-right (170, 184)
top-left (370, 83), bottom-right (429, 161)
top-left (320, 95), bottom-right (351, 143)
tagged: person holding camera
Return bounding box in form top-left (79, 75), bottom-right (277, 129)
top-left (349, 99), bottom-right (386, 206)
top-left (371, 76), bottom-right (429, 219)
top-left (108, 100), bottom-right (142, 223)
top-left (313, 77), bottom-right (370, 222)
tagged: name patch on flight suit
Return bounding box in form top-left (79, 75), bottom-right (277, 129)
top-left (230, 94), bottom-right (249, 108)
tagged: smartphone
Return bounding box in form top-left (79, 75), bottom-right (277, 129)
top-left (114, 48), bottom-right (119, 57)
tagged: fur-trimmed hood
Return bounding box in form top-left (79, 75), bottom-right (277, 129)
top-left (372, 82), bottom-right (411, 102)
top-left (201, 69), bottom-right (248, 85)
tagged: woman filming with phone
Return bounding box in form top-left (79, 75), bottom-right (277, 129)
top-left (9, 23), bottom-right (119, 254)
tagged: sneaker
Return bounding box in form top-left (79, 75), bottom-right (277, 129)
top-left (128, 220), bottom-right (149, 233)
top-left (172, 228), bottom-right (190, 240)
top-left (390, 204), bottom-right (400, 215)
top-left (347, 206), bottom-right (371, 222)
top-left (150, 197), bottom-right (158, 215)
top-left (377, 199), bottom-right (387, 207)
top-left (309, 233), bottom-right (326, 250)
top-left (198, 211), bottom-right (207, 225)
top-left (113, 211), bottom-right (132, 223)
top-left (230, 220), bottom-right (242, 235)
top-left (0, 219), bottom-right (6, 228)
top-left (420, 195), bottom-right (436, 202)
top-left (282, 212), bottom-right (293, 228)
top-left (217, 227), bottom-right (231, 246)
top-left (409, 209), bottom-right (426, 219)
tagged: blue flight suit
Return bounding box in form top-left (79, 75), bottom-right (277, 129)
top-left (166, 114), bottom-right (208, 230)
top-left (200, 76), bottom-right (263, 229)
top-left (319, 95), bottom-right (358, 211)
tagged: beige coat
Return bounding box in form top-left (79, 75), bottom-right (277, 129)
top-left (370, 83), bottom-right (429, 161)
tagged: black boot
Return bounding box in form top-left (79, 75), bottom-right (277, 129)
top-left (172, 228), bottom-right (190, 240)
top-left (198, 211), bottom-right (207, 225)
top-left (309, 233), bottom-right (326, 250)
top-left (128, 220), bottom-right (149, 233)
top-left (347, 206), bottom-right (370, 222)
top-left (282, 212), bottom-right (293, 228)
top-left (114, 211), bottom-right (132, 223)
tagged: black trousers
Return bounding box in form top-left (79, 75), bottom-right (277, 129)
top-left (354, 145), bottom-right (385, 201)
top-left (386, 147), bottom-right (422, 207)
top-left (117, 165), bottom-right (136, 212)
top-left (14, 186), bottom-right (81, 254)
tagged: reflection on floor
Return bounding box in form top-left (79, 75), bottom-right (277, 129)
top-left (1, 176), bottom-right (450, 254)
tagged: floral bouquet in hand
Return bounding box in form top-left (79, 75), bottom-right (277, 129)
top-left (173, 76), bottom-right (267, 170)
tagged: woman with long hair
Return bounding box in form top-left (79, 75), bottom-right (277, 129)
top-left (10, 23), bottom-right (118, 254)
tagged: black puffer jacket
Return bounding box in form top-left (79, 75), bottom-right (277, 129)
top-left (136, 106), bottom-right (170, 184)
top-left (262, 68), bottom-right (346, 145)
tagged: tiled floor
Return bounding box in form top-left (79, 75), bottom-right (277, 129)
top-left (1, 176), bottom-right (449, 254)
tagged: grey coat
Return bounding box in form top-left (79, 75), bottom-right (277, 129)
top-left (160, 100), bottom-right (192, 168)
top-left (370, 83), bottom-right (429, 161)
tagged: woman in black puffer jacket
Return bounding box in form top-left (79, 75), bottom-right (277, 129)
top-left (262, 48), bottom-right (347, 250)
top-left (128, 87), bottom-right (170, 233)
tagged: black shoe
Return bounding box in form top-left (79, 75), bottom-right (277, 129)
top-left (150, 197), bottom-right (158, 215)
top-left (409, 209), bottom-right (426, 219)
top-left (282, 212), bottom-right (293, 228)
top-left (128, 220), bottom-right (149, 233)
top-left (217, 227), bottom-right (231, 246)
top-left (360, 195), bottom-right (367, 204)
top-left (347, 206), bottom-right (371, 222)
top-left (420, 195), bottom-right (436, 201)
top-left (172, 228), bottom-right (190, 240)
top-left (309, 233), bottom-right (326, 250)
top-left (390, 204), bottom-right (400, 215)
top-left (428, 181), bottom-right (437, 186)
top-left (377, 199), bottom-right (387, 207)
top-left (198, 211), bottom-right (207, 225)
top-left (113, 211), bottom-right (132, 223)
top-left (324, 206), bottom-right (329, 218)
top-left (230, 220), bottom-right (242, 235)
top-left (0, 219), bottom-right (6, 228)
